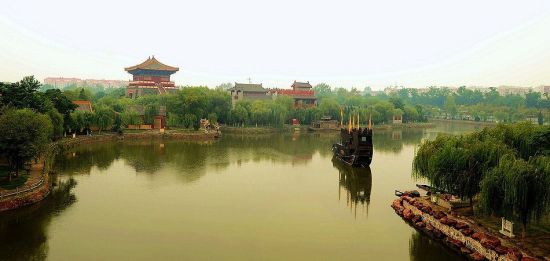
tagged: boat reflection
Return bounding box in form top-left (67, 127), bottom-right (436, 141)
top-left (332, 157), bottom-right (372, 218)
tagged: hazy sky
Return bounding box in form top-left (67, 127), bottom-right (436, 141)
top-left (1, 0), bottom-right (550, 90)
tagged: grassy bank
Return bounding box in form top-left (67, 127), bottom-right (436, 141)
top-left (0, 166), bottom-right (29, 190)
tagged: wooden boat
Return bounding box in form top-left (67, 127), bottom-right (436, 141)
top-left (332, 126), bottom-right (373, 168)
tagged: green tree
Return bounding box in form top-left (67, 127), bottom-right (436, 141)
top-left (0, 109), bottom-right (53, 181)
top-left (313, 83), bottom-right (332, 100)
top-left (79, 88), bottom-right (90, 100)
top-left (44, 89), bottom-right (77, 131)
top-left (525, 91), bottom-right (541, 108)
top-left (413, 132), bottom-right (513, 204)
top-left (480, 155), bottom-right (550, 237)
top-left (444, 95), bottom-right (457, 117)
top-left (47, 108), bottom-right (64, 140)
top-left (0, 76), bottom-right (51, 113)
top-left (230, 103), bottom-right (249, 126)
top-left (94, 107), bottom-right (115, 133)
top-left (143, 105), bottom-right (159, 125)
top-left (121, 111), bottom-right (143, 126)
top-left (70, 110), bottom-right (94, 134)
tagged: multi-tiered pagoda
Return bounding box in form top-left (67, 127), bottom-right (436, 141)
top-left (125, 56), bottom-right (179, 99)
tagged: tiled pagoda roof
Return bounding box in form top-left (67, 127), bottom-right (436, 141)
top-left (125, 56), bottom-right (179, 72)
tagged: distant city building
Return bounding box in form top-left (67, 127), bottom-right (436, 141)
top-left (228, 83), bottom-right (270, 107)
top-left (73, 100), bottom-right (93, 112)
top-left (125, 56), bottom-right (179, 99)
top-left (536, 86), bottom-right (550, 95)
top-left (44, 77), bottom-right (128, 88)
top-left (385, 85), bottom-right (550, 97)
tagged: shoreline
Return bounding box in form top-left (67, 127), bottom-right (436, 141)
top-left (391, 195), bottom-right (545, 260)
top-left (0, 130), bottom-right (220, 212)
top-left (222, 122), bottom-right (436, 134)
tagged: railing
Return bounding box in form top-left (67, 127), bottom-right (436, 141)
top-left (0, 166), bottom-right (47, 200)
top-left (0, 142), bottom-right (55, 201)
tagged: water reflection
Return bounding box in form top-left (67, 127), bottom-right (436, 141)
top-left (332, 158), bottom-right (372, 218)
top-left (54, 130), bottom-right (429, 182)
top-left (373, 129), bottom-right (425, 153)
top-left (53, 134), bottom-right (339, 181)
top-left (0, 177), bottom-right (77, 261)
top-left (409, 231), bottom-right (463, 261)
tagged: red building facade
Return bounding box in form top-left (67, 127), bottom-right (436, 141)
top-left (270, 81), bottom-right (317, 108)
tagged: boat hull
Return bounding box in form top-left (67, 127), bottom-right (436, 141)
top-left (332, 143), bottom-right (372, 167)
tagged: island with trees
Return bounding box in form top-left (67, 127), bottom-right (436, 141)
top-left (392, 122), bottom-right (550, 260)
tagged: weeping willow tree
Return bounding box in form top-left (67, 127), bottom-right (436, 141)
top-left (412, 133), bottom-right (512, 203)
top-left (414, 122), bottom-right (550, 237)
top-left (476, 122), bottom-right (549, 160)
top-left (480, 155), bottom-right (550, 237)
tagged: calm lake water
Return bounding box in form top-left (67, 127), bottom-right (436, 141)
top-left (0, 122), bottom-right (486, 260)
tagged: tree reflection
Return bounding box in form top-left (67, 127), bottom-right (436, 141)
top-left (332, 157), bottom-right (372, 218)
top-left (373, 129), bottom-right (425, 153)
top-left (0, 176), bottom-right (77, 261)
top-left (52, 129), bottom-right (424, 184)
top-left (408, 231), bottom-right (463, 261)
top-left (54, 143), bottom-right (121, 174)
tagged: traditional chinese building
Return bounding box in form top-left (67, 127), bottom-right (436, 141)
top-left (228, 83), bottom-right (270, 108)
top-left (73, 100), bottom-right (93, 112)
top-left (125, 56), bottom-right (179, 99)
top-left (127, 105), bottom-right (167, 129)
top-left (270, 81), bottom-right (316, 108)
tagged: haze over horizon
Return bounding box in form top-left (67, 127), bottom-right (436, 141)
top-left (1, 0), bottom-right (550, 90)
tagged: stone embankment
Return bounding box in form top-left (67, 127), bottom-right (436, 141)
top-left (391, 195), bottom-right (541, 261)
top-left (0, 174), bottom-right (50, 212)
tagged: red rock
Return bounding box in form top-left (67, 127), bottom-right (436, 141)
top-left (454, 222), bottom-right (469, 230)
top-left (402, 196), bottom-right (413, 202)
top-left (433, 211), bottom-right (447, 219)
top-left (480, 235), bottom-right (501, 249)
top-left (425, 223), bottom-right (434, 231)
top-left (460, 247), bottom-right (472, 255)
top-left (396, 207), bottom-right (404, 216)
top-left (460, 228), bottom-right (473, 236)
top-left (403, 209), bottom-right (414, 220)
top-left (470, 252), bottom-right (485, 261)
top-left (471, 232), bottom-right (485, 241)
top-left (421, 205), bottom-right (432, 213)
top-left (440, 217), bottom-right (448, 224)
top-left (506, 248), bottom-right (522, 260)
top-left (446, 218), bottom-right (457, 227)
top-left (446, 238), bottom-right (463, 249)
top-left (494, 246), bottom-right (509, 255)
top-left (521, 257), bottom-right (537, 261)
top-left (392, 199), bottom-right (402, 210)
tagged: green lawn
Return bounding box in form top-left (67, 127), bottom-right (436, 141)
top-left (0, 166), bottom-right (29, 190)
